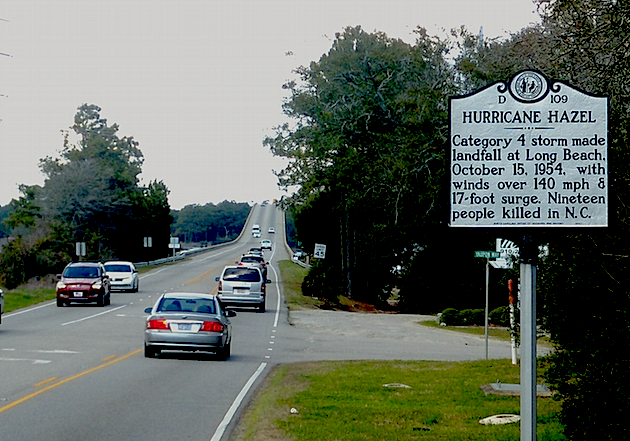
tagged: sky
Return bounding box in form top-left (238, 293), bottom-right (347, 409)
top-left (0, 0), bottom-right (540, 210)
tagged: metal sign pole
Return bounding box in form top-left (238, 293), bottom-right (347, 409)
top-left (520, 235), bottom-right (537, 441)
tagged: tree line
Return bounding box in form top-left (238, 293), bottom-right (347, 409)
top-left (265, 1), bottom-right (630, 438)
top-left (0, 104), bottom-right (250, 288)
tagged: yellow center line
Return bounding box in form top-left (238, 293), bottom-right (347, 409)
top-left (101, 355), bottom-right (117, 362)
top-left (33, 377), bottom-right (57, 388)
top-left (0, 349), bottom-right (141, 415)
top-left (184, 265), bottom-right (224, 285)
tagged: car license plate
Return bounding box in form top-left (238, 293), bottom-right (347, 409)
top-left (73, 292), bottom-right (83, 297)
top-left (178, 323), bottom-right (192, 331)
top-left (234, 288), bottom-right (249, 294)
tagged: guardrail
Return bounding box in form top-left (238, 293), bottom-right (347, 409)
top-left (135, 204), bottom-right (256, 268)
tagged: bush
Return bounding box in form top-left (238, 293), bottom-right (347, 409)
top-left (489, 305), bottom-right (510, 327)
top-left (439, 308), bottom-right (484, 326)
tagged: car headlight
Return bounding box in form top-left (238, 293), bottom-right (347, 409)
top-left (92, 282), bottom-right (103, 289)
top-left (56, 282), bottom-right (66, 290)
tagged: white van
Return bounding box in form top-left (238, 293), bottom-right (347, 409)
top-left (252, 224), bottom-right (261, 237)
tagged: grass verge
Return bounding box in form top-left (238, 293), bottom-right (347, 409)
top-left (3, 287), bottom-right (56, 313)
top-left (234, 359), bottom-right (565, 441)
top-left (230, 260), bottom-right (565, 441)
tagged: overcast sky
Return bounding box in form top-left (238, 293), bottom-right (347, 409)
top-left (0, 0), bottom-right (540, 210)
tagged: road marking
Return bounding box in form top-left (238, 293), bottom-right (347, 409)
top-left (0, 349), bottom-right (141, 415)
top-left (0, 358), bottom-right (51, 364)
top-left (33, 378), bottom-right (57, 387)
top-left (3, 302), bottom-right (54, 319)
top-left (61, 305), bottom-right (127, 326)
top-left (102, 355), bottom-right (117, 362)
top-left (184, 265), bottom-right (224, 285)
top-left (210, 362), bottom-right (267, 441)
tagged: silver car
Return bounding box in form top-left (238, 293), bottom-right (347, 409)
top-left (104, 261), bottom-right (139, 292)
top-left (144, 293), bottom-right (235, 359)
top-left (216, 266), bottom-right (269, 312)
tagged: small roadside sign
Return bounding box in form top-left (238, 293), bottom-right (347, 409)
top-left (474, 251), bottom-right (500, 258)
top-left (314, 243), bottom-right (326, 259)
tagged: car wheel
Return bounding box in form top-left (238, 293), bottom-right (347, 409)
top-left (258, 301), bottom-right (266, 313)
top-left (105, 293), bottom-right (111, 306)
top-left (217, 340), bottom-right (231, 360)
top-left (56, 298), bottom-right (64, 307)
top-left (134, 282), bottom-right (139, 293)
top-left (97, 294), bottom-right (104, 307)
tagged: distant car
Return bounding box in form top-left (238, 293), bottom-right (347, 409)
top-left (252, 224), bottom-right (261, 237)
top-left (237, 254), bottom-right (268, 279)
top-left (104, 261), bottom-right (139, 292)
top-left (56, 262), bottom-right (111, 307)
top-left (216, 266), bottom-right (269, 312)
top-left (292, 249), bottom-right (305, 260)
top-left (0, 288), bottom-right (4, 324)
top-left (247, 247), bottom-right (263, 256)
top-left (144, 292), bottom-right (235, 359)
top-left (261, 239), bottom-right (272, 250)
top-left (268, 227), bottom-right (275, 234)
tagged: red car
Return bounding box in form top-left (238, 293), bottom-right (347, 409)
top-left (56, 262), bottom-right (111, 307)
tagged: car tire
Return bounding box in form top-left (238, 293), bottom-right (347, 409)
top-left (56, 298), bottom-right (64, 307)
top-left (258, 301), bottom-right (266, 313)
top-left (217, 340), bottom-right (231, 360)
top-left (105, 293), bottom-right (111, 306)
top-left (97, 294), bottom-right (104, 307)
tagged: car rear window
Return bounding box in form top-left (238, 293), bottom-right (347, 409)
top-left (223, 267), bottom-right (261, 282)
top-left (157, 297), bottom-right (217, 314)
top-left (63, 266), bottom-right (101, 278)
top-left (104, 264), bottom-right (132, 272)
top-left (241, 256), bottom-right (263, 263)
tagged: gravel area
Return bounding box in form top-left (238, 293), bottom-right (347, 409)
top-left (288, 309), bottom-right (441, 340)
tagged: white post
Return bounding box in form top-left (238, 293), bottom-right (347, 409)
top-left (485, 258), bottom-right (489, 360)
top-left (520, 237), bottom-right (537, 441)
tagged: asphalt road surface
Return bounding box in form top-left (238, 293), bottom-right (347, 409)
top-left (0, 204), bottom-right (517, 441)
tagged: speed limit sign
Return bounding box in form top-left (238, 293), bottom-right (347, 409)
top-left (314, 243), bottom-right (326, 259)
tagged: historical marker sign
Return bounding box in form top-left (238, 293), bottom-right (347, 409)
top-left (450, 70), bottom-right (608, 227)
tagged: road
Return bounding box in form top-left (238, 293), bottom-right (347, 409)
top-left (0, 203), bottom-right (514, 441)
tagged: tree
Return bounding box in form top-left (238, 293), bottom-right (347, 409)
top-left (266, 26), bottom-right (456, 304)
top-left (1, 104), bottom-right (172, 286)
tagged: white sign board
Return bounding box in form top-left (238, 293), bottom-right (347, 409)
top-left (314, 243), bottom-right (326, 259)
top-left (450, 70), bottom-right (608, 227)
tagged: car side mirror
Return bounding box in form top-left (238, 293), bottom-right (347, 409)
top-left (144, 307), bottom-right (152, 314)
top-left (266, 279), bottom-right (272, 284)
top-left (225, 310), bottom-right (237, 317)
top-left (215, 277), bottom-right (220, 282)
top-left (57, 274), bottom-right (62, 280)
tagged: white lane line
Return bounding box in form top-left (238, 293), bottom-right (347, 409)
top-left (0, 358), bottom-right (51, 364)
top-left (3, 302), bottom-right (55, 319)
top-left (210, 362), bottom-right (267, 441)
top-left (61, 305), bottom-right (127, 326)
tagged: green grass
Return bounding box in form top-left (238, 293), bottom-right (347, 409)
top-left (235, 359), bottom-right (565, 441)
top-left (278, 260), bottom-right (323, 310)
top-left (3, 287), bottom-right (56, 313)
top-left (230, 259), bottom-right (565, 441)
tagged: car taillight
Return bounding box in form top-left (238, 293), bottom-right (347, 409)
top-left (147, 319), bottom-right (169, 330)
top-left (218, 281), bottom-right (222, 291)
top-left (201, 321), bottom-right (225, 332)
top-left (262, 283), bottom-right (266, 294)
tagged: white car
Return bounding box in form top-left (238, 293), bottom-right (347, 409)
top-left (268, 227), bottom-right (275, 234)
top-left (104, 261), bottom-right (139, 292)
top-left (261, 239), bottom-right (272, 250)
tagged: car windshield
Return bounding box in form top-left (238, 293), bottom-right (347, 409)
top-left (241, 256), bottom-right (263, 263)
top-left (223, 268), bottom-right (261, 282)
top-left (156, 297), bottom-right (217, 314)
top-left (104, 264), bottom-right (132, 272)
top-left (63, 266), bottom-right (100, 278)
